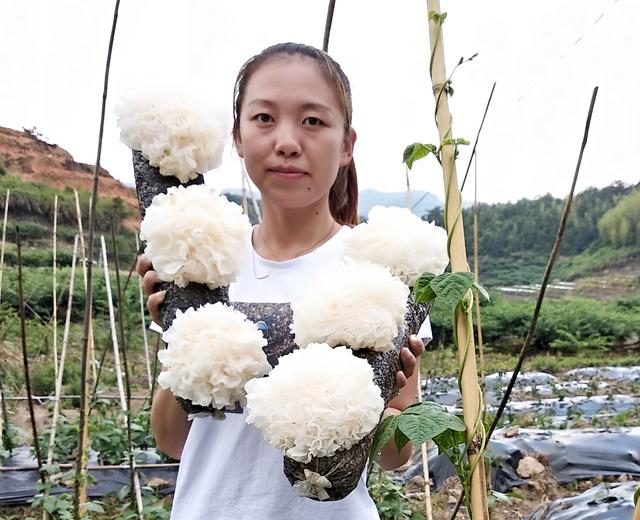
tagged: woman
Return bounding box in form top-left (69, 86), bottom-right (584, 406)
top-left (138, 42), bottom-right (426, 519)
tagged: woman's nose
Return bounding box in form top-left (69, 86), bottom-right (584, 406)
top-left (274, 124), bottom-right (301, 157)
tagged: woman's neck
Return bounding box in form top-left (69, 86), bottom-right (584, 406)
top-left (254, 198), bottom-right (339, 261)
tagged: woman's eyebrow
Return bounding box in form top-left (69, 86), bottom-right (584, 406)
top-left (246, 99), bottom-right (333, 114)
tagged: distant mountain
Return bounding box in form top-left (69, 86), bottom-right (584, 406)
top-left (222, 188), bottom-right (443, 218)
top-left (358, 189), bottom-right (442, 218)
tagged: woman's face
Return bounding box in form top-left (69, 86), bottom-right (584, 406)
top-left (235, 55), bottom-right (355, 211)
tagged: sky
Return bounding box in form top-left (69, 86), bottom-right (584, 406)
top-left (0, 0), bottom-right (638, 204)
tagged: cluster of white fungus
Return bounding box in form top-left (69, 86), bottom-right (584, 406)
top-left (140, 184), bottom-right (251, 288)
top-left (345, 206), bottom-right (449, 286)
top-left (158, 303), bottom-right (270, 409)
top-left (290, 259), bottom-right (409, 352)
top-left (245, 343), bottom-right (384, 463)
top-left (116, 93), bottom-right (227, 182)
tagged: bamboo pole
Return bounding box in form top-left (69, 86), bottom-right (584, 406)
top-left (634, 495), bottom-right (640, 520)
top-left (73, 1), bottom-right (121, 515)
top-left (110, 225), bottom-right (144, 519)
top-left (16, 228), bottom-right (45, 486)
top-left (43, 235), bottom-right (79, 520)
top-left (135, 235), bottom-right (153, 390)
top-left (0, 189), bottom-right (10, 306)
top-left (472, 156), bottom-right (486, 408)
top-left (322, 0), bottom-right (337, 52)
top-left (425, 2), bottom-right (489, 518)
top-left (73, 189), bottom-right (97, 385)
top-left (100, 236), bottom-right (127, 412)
top-left (0, 188), bottom-right (9, 458)
top-left (46, 236), bottom-right (79, 466)
top-left (416, 374), bottom-right (433, 520)
top-left (52, 195), bottom-right (59, 382)
top-left (241, 160), bottom-right (262, 223)
top-left (240, 162), bottom-right (249, 216)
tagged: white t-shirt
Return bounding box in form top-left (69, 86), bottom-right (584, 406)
top-left (169, 226), bottom-right (431, 520)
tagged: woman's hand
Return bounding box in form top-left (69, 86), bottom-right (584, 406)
top-left (395, 335), bottom-right (425, 391)
top-left (136, 253), bottom-right (165, 324)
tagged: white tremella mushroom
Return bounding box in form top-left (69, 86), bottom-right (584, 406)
top-left (344, 205), bottom-right (449, 286)
top-left (245, 343), bottom-right (384, 463)
top-left (116, 92), bottom-right (227, 182)
top-left (290, 258), bottom-right (409, 352)
top-left (158, 302), bottom-right (271, 409)
top-left (140, 184), bottom-right (251, 289)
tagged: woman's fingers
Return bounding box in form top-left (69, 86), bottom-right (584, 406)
top-left (142, 269), bottom-right (162, 297)
top-left (136, 253), bottom-right (152, 277)
top-left (147, 290), bottom-right (166, 324)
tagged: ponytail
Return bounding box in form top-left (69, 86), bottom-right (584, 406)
top-left (329, 158), bottom-right (359, 226)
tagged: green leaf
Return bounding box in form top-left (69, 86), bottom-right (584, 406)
top-left (412, 273), bottom-right (437, 303)
top-left (398, 402), bottom-right (466, 447)
top-left (635, 485), bottom-right (640, 506)
top-left (430, 272), bottom-right (475, 310)
top-left (403, 143), bottom-right (437, 170)
top-left (394, 429), bottom-right (410, 453)
top-left (441, 137), bottom-right (470, 146)
top-left (83, 502), bottom-right (105, 513)
top-left (473, 281), bottom-right (490, 302)
top-left (370, 415), bottom-right (399, 459)
top-left (433, 426), bottom-right (467, 454)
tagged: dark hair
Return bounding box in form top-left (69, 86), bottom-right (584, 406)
top-left (232, 42), bottom-right (359, 226)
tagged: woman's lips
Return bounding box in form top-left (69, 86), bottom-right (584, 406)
top-left (268, 168), bottom-right (307, 179)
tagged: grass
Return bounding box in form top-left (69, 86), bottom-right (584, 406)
top-left (421, 344), bottom-right (640, 377)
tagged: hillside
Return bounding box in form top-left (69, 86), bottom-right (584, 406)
top-left (0, 125), bottom-right (139, 229)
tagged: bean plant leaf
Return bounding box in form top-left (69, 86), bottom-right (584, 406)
top-left (370, 415), bottom-right (399, 459)
top-left (430, 272), bottom-right (475, 310)
top-left (412, 273), bottom-right (437, 304)
top-left (403, 143), bottom-right (438, 170)
top-left (473, 281), bottom-right (490, 302)
top-left (398, 402), bottom-right (466, 448)
top-left (433, 427), bottom-right (467, 455)
top-left (394, 429), bottom-right (410, 453)
top-left (441, 137), bottom-right (470, 147)
top-left (635, 485), bottom-right (640, 506)
top-left (84, 502), bottom-right (106, 514)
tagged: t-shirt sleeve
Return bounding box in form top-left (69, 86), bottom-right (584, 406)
top-left (417, 316), bottom-right (433, 345)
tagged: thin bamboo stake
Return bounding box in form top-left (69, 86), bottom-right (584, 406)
top-left (633, 500), bottom-right (640, 520)
top-left (111, 224), bottom-right (144, 519)
top-left (405, 173), bottom-right (412, 210)
top-left (0, 189), bottom-right (10, 306)
top-left (416, 372), bottom-right (433, 520)
top-left (43, 235), bottom-right (79, 520)
top-left (0, 374), bottom-right (9, 461)
top-left (135, 235), bottom-right (153, 390)
top-left (472, 156), bottom-right (486, 409)
top-left (487, 87), bottom-right (599, 441)
top-left (16, 228), bottom-right (45, 486)
top-left (90, 250), bottom-right (144, 408)
top-left (100, 236), bottom-right (127, 412)
top-left (425, 2), bottom-right (488, 518)
top-left (322, 0), bottom-right (337, 52)
top-left (0, 188), bottom-right (9, 458)
top-left (241, 160), bottom-right (262, 223)
top-left (460, 82), bottom-right (496, 193)
top-left (240, 162), bottom-right (249, 216)
top-left (52, 195), bottom-right (59, 382)
top-left (46, 236), bottom-right (79, 466)
top-left (73, 189), bottom-right (97, 385)
top-left (74, 1), bottom-right (121, 515)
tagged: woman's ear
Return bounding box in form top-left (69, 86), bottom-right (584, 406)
top-left (340, 128), bottom-right (357, 167)
top-left (234, 131), bottom-right (244, 158)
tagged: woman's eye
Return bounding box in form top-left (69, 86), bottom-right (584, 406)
top-left (303, 116), bottom-right (322, 127)
top-left (256, 113), bottom-right (273, 123)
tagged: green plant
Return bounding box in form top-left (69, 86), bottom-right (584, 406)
top-left (367, 463), bottom-right (413, 520)
top-left (30, 360), bottom-right (57, 395)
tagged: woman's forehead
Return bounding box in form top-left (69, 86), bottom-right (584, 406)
top-left (243, 55), bottom-right (341, 111)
